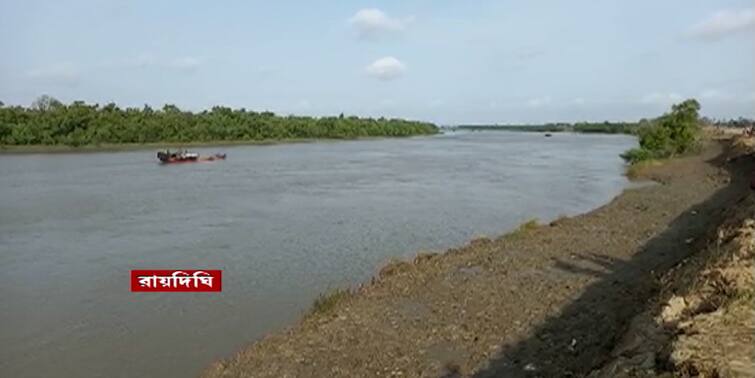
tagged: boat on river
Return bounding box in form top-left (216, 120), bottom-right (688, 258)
top-left (157, 149), bottom-right (226, 164)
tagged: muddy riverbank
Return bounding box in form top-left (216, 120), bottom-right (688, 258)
top-left (589, 137), bottom-right (754, 377)
top-left (204, 135), bottom-right (754, 377)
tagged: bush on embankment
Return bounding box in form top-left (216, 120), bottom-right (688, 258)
top-left (622, 99), bottom-right (702, 164)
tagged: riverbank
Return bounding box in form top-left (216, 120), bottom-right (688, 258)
top-left (589, 173), bottom-right (754, 376)
top-left (0, 136), bottom-right (411, 154)
top-left (588, 133), bottom-right (754, 377)
top-left (204, 135), bottom-right (753, 377)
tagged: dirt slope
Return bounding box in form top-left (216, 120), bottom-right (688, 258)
top-left (204, 137), bottom-right (753, 378)
top-left (589, 137), bottom-right (754, 378)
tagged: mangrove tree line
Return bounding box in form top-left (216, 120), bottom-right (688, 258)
top-left (0, 96), bottom-right (438, 146)
top-left (457, 121), bottom-right (638, 134)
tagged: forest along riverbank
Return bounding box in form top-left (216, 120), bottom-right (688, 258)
top-left (204, 135), bottom-right (754, 377)
top-left (0, 98), bottom-right (438, 150)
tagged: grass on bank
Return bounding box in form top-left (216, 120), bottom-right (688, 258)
top-left (309, 288), bottom-right (353, 317)
top-left (625, 159), bottom-right (666, 179)
top-left (504, 218), bottom-right (541, 240)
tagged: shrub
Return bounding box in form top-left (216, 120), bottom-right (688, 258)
top-left (623, 99), bottom-right (702, 164)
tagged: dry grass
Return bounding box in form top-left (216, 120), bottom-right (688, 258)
top-left (309, 288), bottom-right (353, 316)
top-left (468, 235), bottom-right (493, 247)
top-left (413, 251), bottom-right (438, 265)
top-left (378, 259), bottom-right (414, 279)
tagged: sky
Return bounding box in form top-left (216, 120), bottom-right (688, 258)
top-left (1, 0), bottom-right (753, 125)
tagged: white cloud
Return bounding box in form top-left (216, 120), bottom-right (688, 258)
top-left (26, 63), bottom-right (80, 87)
top-left (527, 96), bottom-right (552, 108)
top-left (687, 8), bottom-right (755, 41)
top-left (572, 97), bottom-right (586, 106)
top-left (349, 8), bottom-right (413, 40)
top-left (641, 92), bottom-right (683, 106)
top-left (167, 57), bottom-right (202, 70)
top-left (365, 56), bottom-right (406, 81)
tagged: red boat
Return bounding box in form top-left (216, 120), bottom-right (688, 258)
top-left (157, 149), bottom-right (226, 164)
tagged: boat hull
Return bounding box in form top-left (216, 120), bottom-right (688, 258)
top-left (157, 152), bottom-right (226, 164)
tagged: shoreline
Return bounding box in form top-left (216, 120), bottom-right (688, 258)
top-left (0, 135), bottom-right (421, 154)
top-left (0, 130), bottom-right (635, 155)
top-left (203, 135), bottom-right (753, 377)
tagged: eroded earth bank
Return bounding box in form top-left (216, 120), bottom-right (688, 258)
top-left (205, 134), bottom-right (754, 378)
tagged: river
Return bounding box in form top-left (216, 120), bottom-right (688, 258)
top-left (0, 131), bottom-right (636, 377)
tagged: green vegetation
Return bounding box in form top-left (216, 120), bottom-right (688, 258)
top-left (624, 159), bottom-right (664, 179)
top-left (309, 288), bottom-right (353, 316)
top-left (457, 121), bottom-right (638, 134)
top-left (505, 218), bottom-right (541, 240)
top-left (519, 218), bottom-right (540, 231)
top-left (621, 99), bottom-right (702, 164)
top-left (0, 95), bottom-right (438, 147)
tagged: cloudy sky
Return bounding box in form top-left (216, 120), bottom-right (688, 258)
top-left (1, 0), bottom-right (753, 124)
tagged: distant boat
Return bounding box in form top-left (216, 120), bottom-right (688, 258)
top-left (544, 133), bottom-right (553, 137)
top-left (157, 149), bottom-right (226, 164)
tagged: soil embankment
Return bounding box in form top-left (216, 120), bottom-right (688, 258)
top-left (204, 135), bottom-right (754, 378)
top-left (589, 135), bottom-right (754, 377)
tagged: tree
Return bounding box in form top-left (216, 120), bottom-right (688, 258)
top-left (31, 95), bottom-right (63, 111)
top-left (0, 98), bottom-right (438, 146)
top-left (622, 98), bottom-right (702, 163)
top-left (657, 98), bottom-right (700, 154)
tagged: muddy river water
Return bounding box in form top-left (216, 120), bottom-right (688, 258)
top-left (0, 131), bottom-right (636, 377)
